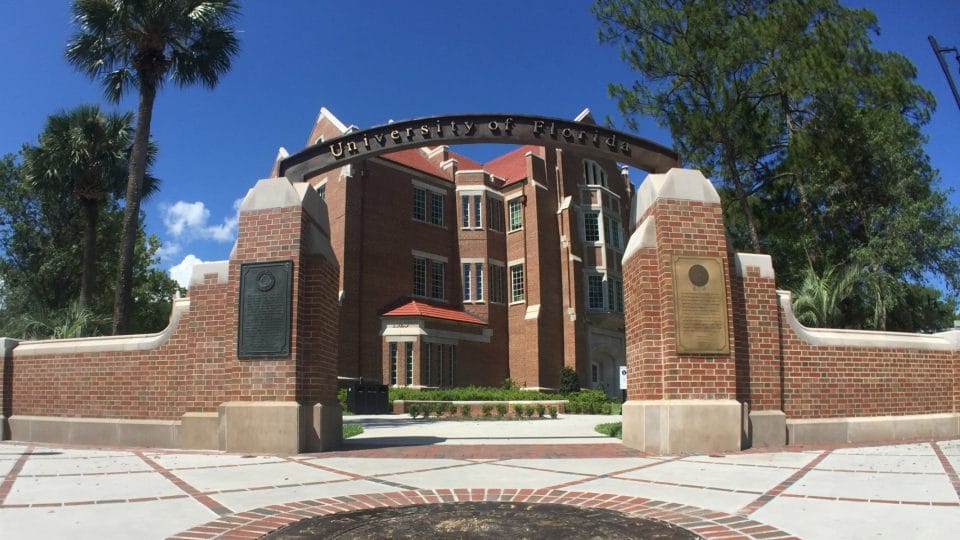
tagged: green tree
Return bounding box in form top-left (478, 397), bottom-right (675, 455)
top-left (66, 0), bottom-right (240, 334)
top-left (791, 264), bottom-right (860, 328)
top-left (595, 0), bottom-right (960, 330)
top-left (21, 105), bottom-right (137, 308)
top-left (0, 152), bottom-right (181, 338)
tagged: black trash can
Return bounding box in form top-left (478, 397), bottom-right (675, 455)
top-left (347, 382), bottom-right (389, 414)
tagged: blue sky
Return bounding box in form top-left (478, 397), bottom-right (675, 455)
top-left (0, 1), bottom-right (957, 288)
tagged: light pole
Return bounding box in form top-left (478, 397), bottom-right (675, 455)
top-left (929, 35), bottom-right (960, 111)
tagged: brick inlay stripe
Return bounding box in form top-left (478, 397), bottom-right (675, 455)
top-left (0, 445), bottom-right (33, 505)
top-left (136, 451), bottom-right (232, 516)
top-left (932, 442), bottom-right (960, 501)
top-left (738, 450), bottom-right (832, 515)
top-left (167, 489), bottom-right (797, 540)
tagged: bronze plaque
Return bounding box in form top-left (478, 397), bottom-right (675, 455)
top-left (673, 256), bottom-right (730, 355)
top-left (238, 261), bottom-right (292, 358)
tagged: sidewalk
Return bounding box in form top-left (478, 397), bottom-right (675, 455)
top-left (1, 415), bottom-right (958, 539)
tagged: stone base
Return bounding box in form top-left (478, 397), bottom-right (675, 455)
top-left (0, 414), bottom-right (9, 441)
top-left (181, 412), bottom-right (219, 450)
top-left (622, 400), bottom-right (742, 455)
top-left (302, 401), bottom-right (342, 452)
top-left (787, 413), bottom-right (960, 445)
top-left (218, 401), bottom-right (301, 455)
top-left (7, 415), bottom-right (179, 448)
top-left (748, 410), bottom-right (787, 448)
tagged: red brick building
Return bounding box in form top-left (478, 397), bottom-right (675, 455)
top-left (290, 108), bottom-right (631, 394)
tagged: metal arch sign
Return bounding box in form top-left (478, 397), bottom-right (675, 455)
top-left (278, 113), bottom-right (680, 181)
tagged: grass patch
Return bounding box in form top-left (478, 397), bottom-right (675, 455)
top-left (342, 423), bottom-right (364, 439)
top-left (595, 422), bottom-right (622, 439)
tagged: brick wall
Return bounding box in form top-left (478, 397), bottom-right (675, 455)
top-left (777, 299), bottom-right (957, 419)
top-left (2, 179), bottom-right (339, 421)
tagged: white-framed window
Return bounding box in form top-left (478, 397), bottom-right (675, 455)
top-left (431, 261), bottom-right (445, 300)
top-left (608, 278), bottom-right (624, 313)
top-left (472, 195), bottom-right (481, 228)
top-left (405, 342), bottom-right (414, 385)
top-left (510, 263), bottom-right (525, 303)
top-left (413, 187), bottom-right (426, 221)
top-left (588, 275), bottom-right (605, 310)
top-left (460, 194), bottom-right (483, 229)
top-left (424, 344), bottom-right (432, 386)
top-left (508, 198), bottom-right (523, 231)
top-left (487, 198), bottom-right (504, 232)
top-left (474, 263), bottom-right (483, 302)
top-left (463, 262), bottom-right (485, 303)
top-left (431, 192), bottom-right (444, 226)
top-left (604, 215), bottom-right (622, 249)
top-left (413, 257), bottom-right (427, 296)
top-left (389, 342), bottom-right (398, 385)
top-left (584, 211), bottom-right (600, 242)
top-left (583, 159), bottom-right (607, 187)
top-left (490, 263), bottom-right (506, 304)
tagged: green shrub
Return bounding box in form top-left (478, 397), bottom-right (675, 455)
top-left (434, 403), bottom-right (447, 418)
top-left (496, 403), bottom-right (508, 418)
top-left (548, 405), bottom-right (558, 419)
top-left (523, 404), bottom-right (535, 418)
top-left (342, 424), bottom-right (364, 439)
top-left (513, 404), bottom-right (524, 418)
top-left (481, 404), bottom-right (494, 417)
top-left (535, 403), bottom-right (546, 418)
top-left (566, 402), bottom-right (579, 414)
top-left (460, 404), bottom-right (472, 418)
top-left (502, 378), bottom-right (518, 390)
top-left (559, 366), bottom-right (580, 395)
top-left (595, 422), bottom-right (622, 439)
top-left (408, 403), bottom-right (420, 419)
top-left (601, 402), bottom-right (613, 415)
top-left (338, 388), bottom-right (349, 413)
top-left (389, 386), bottom-right (561, 403)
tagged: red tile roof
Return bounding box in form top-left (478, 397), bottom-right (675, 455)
top-left (381, 149), bottom-right (449, 180)
top-left (448, 150), bottom-right (483, 171)
top-left (382, 299), bottom-right (485, 325)
top-left (483, 145), bottom-right (543, 185)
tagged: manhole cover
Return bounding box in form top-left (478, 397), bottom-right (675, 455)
top-left (263, 502), bottom-right (702, 539)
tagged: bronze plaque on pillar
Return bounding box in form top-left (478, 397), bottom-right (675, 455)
top-left (672, 255), bottom-right (729, 355)
top-left (238, 261), bottom-right (292, 358)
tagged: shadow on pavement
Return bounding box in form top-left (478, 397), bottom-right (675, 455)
top-left (341, 436), bottom-right (447, 449)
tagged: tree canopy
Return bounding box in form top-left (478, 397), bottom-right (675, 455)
top-left (66, 0), bottom-right (240, 334)
top-left (594, 0), bottom-right (960, 331)
top-left (0, 150), bottom-right (181, 338)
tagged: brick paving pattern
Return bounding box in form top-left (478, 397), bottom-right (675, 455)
top-left (2, 437), bottom-right (960, 539)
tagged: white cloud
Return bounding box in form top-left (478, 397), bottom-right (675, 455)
top-left (161, 198), bottom-right (242, 242)
top-left (155, 242), bottom-right (181, 261)
top-left (169, 254), bottom-right (204, 288)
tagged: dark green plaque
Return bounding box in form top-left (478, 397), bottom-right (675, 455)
top-left (238, 261), bottom-right (292, 358)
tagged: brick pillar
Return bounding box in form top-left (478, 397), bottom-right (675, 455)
top-left (732, 253), bottom-right (786, 447)
top-left (621, 168), bottom-right (741, 454)
top-left (217, 178), bottom-right (341, 454)
top-left (0, 337), bottom-right (17, 440)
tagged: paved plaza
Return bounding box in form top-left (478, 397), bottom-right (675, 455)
top-left (1, 414), bottom-right (959, 539)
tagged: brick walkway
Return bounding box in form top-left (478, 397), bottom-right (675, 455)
top-left (2, 438), bottom-right (960, 539)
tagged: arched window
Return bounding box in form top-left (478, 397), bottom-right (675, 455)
top-left (582, 159), bottom-right (607, 187)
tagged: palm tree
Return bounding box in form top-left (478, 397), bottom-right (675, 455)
top-left (66, 0), bottom-right (240, 334)
top-left (21, 105), bottom-right (142, 309)
top-left (792, 264), bottom-right (862, 328)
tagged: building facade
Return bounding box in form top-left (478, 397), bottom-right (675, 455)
top-left (287, 108), bottom-right (631, 394)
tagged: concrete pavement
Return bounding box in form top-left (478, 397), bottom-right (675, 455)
top-left (0, 414), bottom-right (958, 539)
